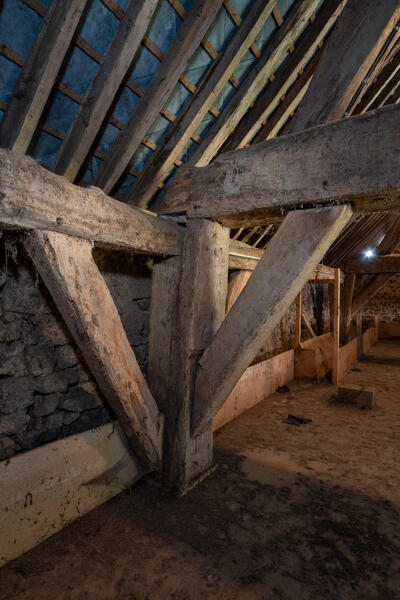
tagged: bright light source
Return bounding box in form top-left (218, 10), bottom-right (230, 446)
top-left (364, 248), bottom-right (374, 259)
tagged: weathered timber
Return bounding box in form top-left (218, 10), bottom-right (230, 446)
top-left (94, 0), bottom-right (223, 194)
top-left (53, 0), bottom-right (159, 182)
top-left (0, 0), bottom-right (89, 153)
top-left (226, 270), bottom-right (252, 314)
top-left (187, 0), bottom-right (321, 167)
top-left (126, 0), bottom-right (278, 207)
top-left (352, 274), bottom-right (393, 315)
top-left (149, 220), bottom-right (229, 489)
top-left (288, 0), bottom-right (400, 132)
top-left (336, 385), bottom-right (376, 409)
top-left (0, 150), bottom-right (183, 255)
top-left (332, 268), bottom-right (341, 385)
top-left (159, 104), bottom-right (400, 227)
top-left (192, 205), bottom-right (352, 434)
top-left (340, 273), bottom-right (356, 345)
top-left (345, 254), bottom-right (400, 274)
top-left (25, 230), bottom-right (163, 470)
top-left (223, 0), bottom-right (346, 151)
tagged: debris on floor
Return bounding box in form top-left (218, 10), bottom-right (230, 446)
top-left (331, 384), bottom-right (376, 410)
top-left (277, 385), bottom-right (290, 393)
top-left (283, 414), bottom-right (312, 426)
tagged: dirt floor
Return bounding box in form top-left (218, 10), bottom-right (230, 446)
top-left (1, 340), bottom-right (400, 600)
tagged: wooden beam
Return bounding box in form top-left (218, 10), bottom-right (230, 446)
top-left (187, 0), bottom-right (322, 167)
top-left (340, 272), bottom-right (356, 345)
top-left (159, 104), bottom-right (400, 227)
top-left (226, 270), bottom-right (252, 314)
top-left (149, 220), bottom-right (229, 489)
top-left (25, 230), bottom-right (163, 470)
top-left (295, 292), bottom-right (302, 347)
top-left (332, 268), bottom-right (341, 384)
top-left (353, 48), bottom-right (400, 115)
top-left (93, 0), bottom-right (223, 194)
top-left (345, 254), bottom-right (400, 273)
top-left (0, 149), bottom-right (183, 256)
top-left (191, 205), bottom-right (352, 434)
top-left (288, 0), bottom-right (400, 132)
top-left (126, 0), bottom-right (278, 207)
top-left (223, 0), bottom-right (346, 151)
top-left (52, 0), bottom-right (159, 182)
top-left (0, 0), bottom-right (89, 154)
top-left (302, 313), bottom-right (316, 338)
top-left (352, 274), bottom-right (393, 315)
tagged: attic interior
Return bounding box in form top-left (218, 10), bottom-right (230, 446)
top-left (0, 0), bottom-right (400, 597)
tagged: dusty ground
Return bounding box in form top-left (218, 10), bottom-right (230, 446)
top-left (1, 340), bottom-right (400, 600)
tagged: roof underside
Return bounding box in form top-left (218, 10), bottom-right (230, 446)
top-left (0, 0), bottom-right (399, 266)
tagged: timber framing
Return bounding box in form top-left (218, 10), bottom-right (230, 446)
top-left (159, 104), bottom-right (400, 227)
top-left (345, 254), bottom-right (400, 274)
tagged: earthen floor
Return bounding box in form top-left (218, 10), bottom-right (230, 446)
top-left (1, 340), bottom-right (400, 600)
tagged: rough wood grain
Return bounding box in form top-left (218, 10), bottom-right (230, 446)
top-left (226, 270), bottom-right (252, 314)
top-left (187, 0), bottom-right (321, 167)
top-left (149, 220), bottom-right (229, 489)
top-left (159, 104), bottom-right (400, 227)
top-left (126, 0), bottom-right (278, 207)
top-left (53, 0), bottom-right (159, 182)
top-left (192, 205), bottom-right (352, 434)
top-left (288, 0), bottom-right (400, 132)
top-left (223, 0), bottom-right (347, 150)
top-left (0, 0), bottom-right (89, 153)
top-left (94, 0), bottom-right (223, 194)
top-left (25, 230), bottom-right (163, 470)
top-left (345, 254), bottom-right (400, 273)
top-left (0, 150), bottom-right (183, 256)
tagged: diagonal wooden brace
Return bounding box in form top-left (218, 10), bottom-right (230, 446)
top-left (192, 205), bottom-right (352, 435)
top-left (25, 229), bottom-right (163, 472)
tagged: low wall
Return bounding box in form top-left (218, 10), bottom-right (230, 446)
top-left (0, 422), bottom-right (140, 567)
top-left (378, 322), bottom-right (400, 338)
top-left (338, 327), bottom-right (375, 381)
top-left (295, 333), bottom-right (333, 379)
top-left (212, 350), bottom-right (294, 430)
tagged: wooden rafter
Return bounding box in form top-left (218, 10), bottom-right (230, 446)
top-left (93, 0), bottom-right (224, 194)
top-left (0, 0), bottom-right (89, 154)
top-left (159, 104), bottom-right (400, 227)
top-left (52, 0), bottom-right (159, 182)
top-left (345, 255), bottom-right (400, 274)
top-left (125, 0), bottom-right (279, 208)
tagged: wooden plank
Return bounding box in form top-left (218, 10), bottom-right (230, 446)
top-left (302, 313), bottom-right (316, 338)
top-left (340, 273), bottom-right (356, 345)
top-left (149, 220), bottom-right (229, 489)
top-left (159, 104), bottom-right (400, 227)
top-left (25, 230), bottom-right (163, 470)
top-left (288, 0), bottom-right (400, 132)
top-left (126, 0), bottom-right (278, 207)
top-left (191, 205), bottom-right (352, 434)
top-left (52, 0), bottom-right (158, 182)
top-left (187, 0), bottom-right (322, 167)
top-left (332, 267), bottom-right (341, 384)
top-left (0, 149), bottom-right (183, 256)
top-left (93, 0), bottom-right (223, 194)
top-left (345, 254), bottom-right (400, 273)
top-left (295, 292), bottom-right (302, 347)
top-left (0, 0), bottom-right (89, 154)
top-left (223, 0), bottom-right (346, 150)
top-left (226, 270), bottom-right (252, 314)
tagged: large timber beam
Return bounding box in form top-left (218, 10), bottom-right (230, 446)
top-left (25, 230), bottom-right (163, 471)
top-left (0, 0), bottom-right (89, 154)
top-left (352, 274), bottom-right (393, 316)
top-left (187, 0), bottom-right (321, 167)
top-left (93, 0), bottom-right (223, 194)
top-left (159, 104), bottom-right (400, 227)
top-left (52, 0), bottom-right (159, 182)
top-left (0, 149), bottom-right (183, 255)
top-left (288, 0), bottom-right (400, 132)
top-left (345, 254), bottom-right (400, 273)
top-left (126, 0), bottom-right (278, 207)
top-left (191, 205), bottom-right (352, 435)
top-left (223, 0), bottom-right (347, 151)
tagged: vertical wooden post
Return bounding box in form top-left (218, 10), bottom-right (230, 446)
top-left (356, 311), bottom-right (362, 356)
top-left (374, 315), bottom-right (379, 342)
top-left (332, 267), bottom-right (341, 385)
top-left (295, 292), bottom-right (302, 348)
top-left (341, 273), bottom-right (356, 345)
top-left (148, 219), bottom-right (229, 492)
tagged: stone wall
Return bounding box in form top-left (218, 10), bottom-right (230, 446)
top-left (0, 238), bottom-right (152, 461)
top-left (364, 275), bottom-right (400, 323)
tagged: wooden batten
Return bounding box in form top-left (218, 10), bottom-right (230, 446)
top-left (25, 229), bottom-right (164, 471)
top-left (191, 205), bottom-right (352, 435)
